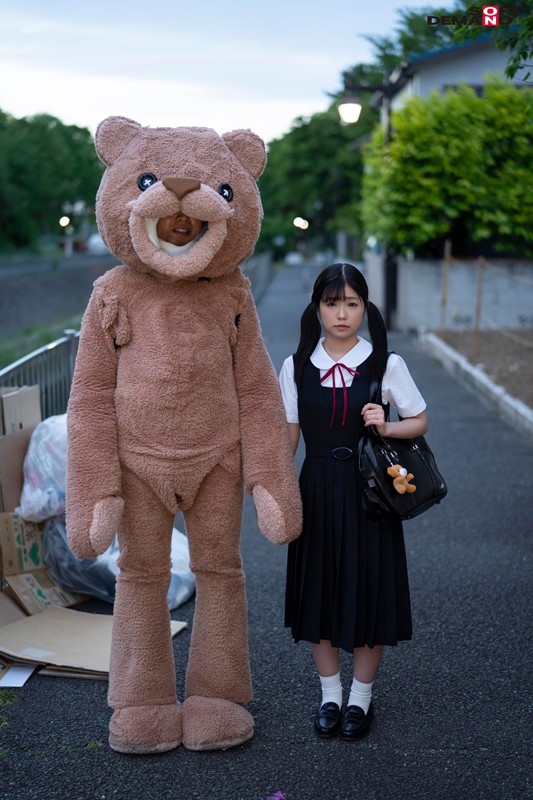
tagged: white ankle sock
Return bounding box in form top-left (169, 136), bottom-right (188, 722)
top-left (348, 677), bottom-right (373, 714)
top-left (319, 672), bottom-right (342, 708)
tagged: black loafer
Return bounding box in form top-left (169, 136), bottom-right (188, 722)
top-left (314, 702), bottom-right (342, 738)
top-left (341, 703), bottom-right (374, 739)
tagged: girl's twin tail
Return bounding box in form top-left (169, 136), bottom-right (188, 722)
top-left (294, 302), bottom-right (321, 389)
top-left (367, 300), bottom-right (389, 383)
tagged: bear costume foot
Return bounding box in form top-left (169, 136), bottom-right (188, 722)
top-left (109, 703), bottom-right (182, 754)
top-left (182, 696), bottom-right (254, 751)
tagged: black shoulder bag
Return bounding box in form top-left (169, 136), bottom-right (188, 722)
top-left (358, 372), bottom-right (447, 521)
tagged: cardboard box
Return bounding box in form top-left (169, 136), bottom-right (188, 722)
top-left (2, 571), bottom-right (84, 615)
top-left (0, 512), bottom-right (86, 614)
top-left (0, 425), bottom-right (38, 513)
top-left (0, 385), bottom-right (41, 436)
top-left (0, 513), bottom-right (43, 577)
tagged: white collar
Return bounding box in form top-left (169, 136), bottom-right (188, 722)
top-left (310, 337), bottom-right (372, 370)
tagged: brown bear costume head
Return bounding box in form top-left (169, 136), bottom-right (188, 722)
top-left (95, 116), bottom-right (266, 281)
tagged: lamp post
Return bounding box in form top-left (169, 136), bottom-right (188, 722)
top-left (337, 73), bottom-right (401, 328)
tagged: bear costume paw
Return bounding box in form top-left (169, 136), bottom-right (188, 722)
top-left (109, 703), bottom-right (182, 754)
top-left (182, 696), bottom-right (254, 751)
top-left (252, 485), bottom-right (301, 545)
top-left (89, 496), bottom-right (124, 555)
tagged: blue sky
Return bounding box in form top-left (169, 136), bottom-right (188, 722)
top-left (0, 0), bottom-right (443, 144)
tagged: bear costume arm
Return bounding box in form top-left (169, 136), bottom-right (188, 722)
top-left (233, 288), bottom-right (302, 544)
top-left (66, 285), bottom-right (125, 558)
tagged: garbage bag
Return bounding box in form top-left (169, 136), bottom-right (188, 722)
top-left (16, 414), bottom-right (67, 522)
top-left (42, 515), bottom-right (195, 611)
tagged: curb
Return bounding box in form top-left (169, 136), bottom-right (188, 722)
top-left (419, 331), bottom-right (533, 440)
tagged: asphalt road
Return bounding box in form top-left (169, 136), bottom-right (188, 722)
top-left (1, 262), bottom-right (532, 800)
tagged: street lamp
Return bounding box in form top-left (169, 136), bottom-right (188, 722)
top-left (336, 72), bottom-right (403, 328)
top-left (337, 75), bottom-right (401, 144)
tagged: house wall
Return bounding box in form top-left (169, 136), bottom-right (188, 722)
top-left (391, 45), bottom-right (520, 112)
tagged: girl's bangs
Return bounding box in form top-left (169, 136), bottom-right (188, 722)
top-left (320, 276), bottom-right (347, 304)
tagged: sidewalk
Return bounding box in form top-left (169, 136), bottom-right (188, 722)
top-left (1, 261), bottom-right (532, 800)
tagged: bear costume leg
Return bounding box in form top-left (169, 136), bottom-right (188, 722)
top-left (182, 463), bottom-right (254, 750)
top-left (108, 467), bottom-right (182, 754)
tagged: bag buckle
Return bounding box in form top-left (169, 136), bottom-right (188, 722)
top-left (332, 447), bottom-right (353, 460)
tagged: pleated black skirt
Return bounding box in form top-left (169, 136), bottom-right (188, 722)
top-left (284, 356), bottom-right (412, 652)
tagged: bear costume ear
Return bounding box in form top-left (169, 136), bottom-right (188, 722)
top-left (95, 116), bottom-right (143, 166)
top-left (222, 130), bottom-right (266, 180)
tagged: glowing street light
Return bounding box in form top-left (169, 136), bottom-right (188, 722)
top-left (293, 216), bottom-right (309, 230)
top-left (59, 215), bottom-right (71, 228)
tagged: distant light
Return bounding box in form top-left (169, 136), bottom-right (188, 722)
top-left (59, 216), bottom-right (70, 227)
top-left (338, 96), bottom-right (363, 124)
top-left (293, 216), bottom-right (309, 230)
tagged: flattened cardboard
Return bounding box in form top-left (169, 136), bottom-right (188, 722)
top-left (0, 425), bottom-right (38, 513)
top-left (3, 570), bottom-right (85, 615)
top-left (1, 386), bottom-right (41, 435)
top-left (0, 607), bottom-right (187, 676)
top-left (0, 513), bottom-right (44, 577)
top-left (0, 591), bottom-right (26, 628)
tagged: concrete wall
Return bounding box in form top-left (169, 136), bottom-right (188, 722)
top-left (396, 257), bottom-right (533, 332)
top-left (364, 250), bottom-right (386, 318)
top-left (364, 251), bottom-right (533, 332)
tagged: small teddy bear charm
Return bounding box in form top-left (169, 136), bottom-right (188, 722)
top-left (386, 464), bottom-right (416, 495)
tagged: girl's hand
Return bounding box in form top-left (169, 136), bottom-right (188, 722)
top-left (361, 402), bottom-right (387, 434)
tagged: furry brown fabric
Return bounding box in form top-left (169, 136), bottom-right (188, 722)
top-left (66, 117), bottom-right (302, 753)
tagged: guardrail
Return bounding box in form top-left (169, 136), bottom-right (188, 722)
top-left (0, 254), bottom-right (274, 418)
top-left (0, 330), bottom-right (79, 419)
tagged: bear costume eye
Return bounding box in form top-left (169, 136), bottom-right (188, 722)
top-left (218, 183), bottom-right (233, 202)
top-left (137, 173), bottom-right (158, 191)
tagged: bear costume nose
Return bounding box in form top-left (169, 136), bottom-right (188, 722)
top-left (163, 177), bottom-right (201, 200)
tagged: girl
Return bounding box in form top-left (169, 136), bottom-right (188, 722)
top-left (279, 263), bottom-right (428, 740)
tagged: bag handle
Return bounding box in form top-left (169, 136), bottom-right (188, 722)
top-left (367, 351), bottom-right (393, 433)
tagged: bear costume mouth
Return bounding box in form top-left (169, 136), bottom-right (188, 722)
top-left (127, 179), bottom-right (233, 280)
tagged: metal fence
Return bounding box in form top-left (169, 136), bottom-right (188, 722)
top-left (0, 254), bottom-right (274, 419)
top-left (0, 330), bottom-right (79, 418)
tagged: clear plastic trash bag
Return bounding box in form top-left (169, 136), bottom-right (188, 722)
top-left (16, 414), bottom-right (68, 522)
top-left (43, 515), bottom-right (196, 611)
top-left (17, 412), bottom-right (195, 610)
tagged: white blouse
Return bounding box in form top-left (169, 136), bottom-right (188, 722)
top-left (279, 337), bottom-right (426, 424)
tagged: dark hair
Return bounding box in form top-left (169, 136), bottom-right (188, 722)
top-left (293, 262), bottom-right (388, 387)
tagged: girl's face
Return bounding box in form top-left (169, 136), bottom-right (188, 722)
top-left (319, 284), bottom-right (365, 343)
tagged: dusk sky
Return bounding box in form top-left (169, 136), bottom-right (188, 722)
top-left (1, 1), bottom-right (444, 144)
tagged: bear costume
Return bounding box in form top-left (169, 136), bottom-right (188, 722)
top-left (66, 117), bottom-right (302, 754)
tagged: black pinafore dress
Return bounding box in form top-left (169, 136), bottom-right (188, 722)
top-left (285, 355), bottom-right (412, 652)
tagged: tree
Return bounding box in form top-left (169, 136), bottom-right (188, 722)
top-left (453, 1), bottom-right (533, 80)
top-left (360, 81), bottom-right (533, 257)
top-left (257, 5), bottom-right (481, 256)
top-left (362, 6), bottom-right (459, 74)
top-left (257, 105), bottom-right (378, 253)
top-left (0, 111), bottom-right (103, 251)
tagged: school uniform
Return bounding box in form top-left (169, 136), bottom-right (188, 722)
top-left (279, 337), bottom-right (426, 653)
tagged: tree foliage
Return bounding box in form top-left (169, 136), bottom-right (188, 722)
top-left (362, 7), bottom-right (459, 74)
top-left (361, 81), bottom-right (533, 257)
top-left (257, 105), bottom-right (378, 253)
top-left (257, 5), bottom-right (486, 255)
top-left (453, 1), bottom-right (533, 80)
top-left (0, 111), bottom-right (103, 251)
